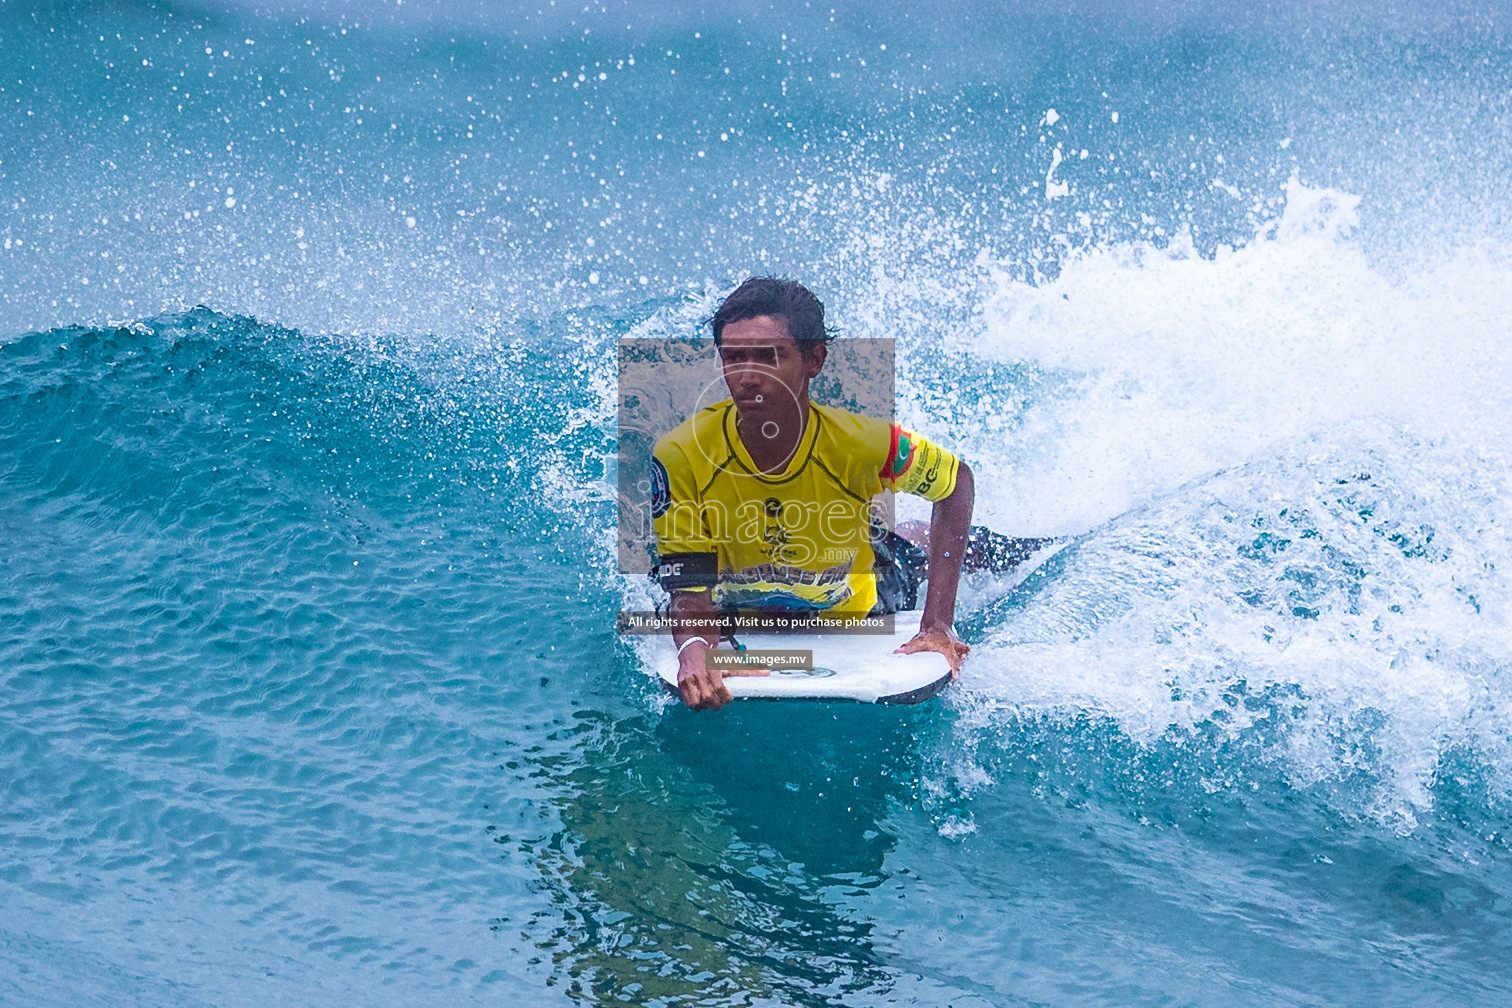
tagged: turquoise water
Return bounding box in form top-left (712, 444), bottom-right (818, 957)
top-left (4, 2), bottom-right (1512, 1005)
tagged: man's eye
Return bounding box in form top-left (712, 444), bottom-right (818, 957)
top-left (721, 349), bottom-right (778, 367)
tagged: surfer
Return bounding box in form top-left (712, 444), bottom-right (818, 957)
top-left (652, 276), bottom-right (1040, 710)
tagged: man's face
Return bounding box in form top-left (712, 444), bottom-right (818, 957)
top-left (717, 315), bottom-right (824, 422)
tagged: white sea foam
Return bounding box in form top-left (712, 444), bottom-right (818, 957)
top-left (960, 176), bottom-right (1512, 535)
top-left (924, 179), bottom-right (1512, 826)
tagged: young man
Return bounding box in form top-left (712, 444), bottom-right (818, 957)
top-left (651, 277), bottom-right (974, 710)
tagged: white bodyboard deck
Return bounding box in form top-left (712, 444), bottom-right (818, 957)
top-left (654, 611), bottom-right (952, 705)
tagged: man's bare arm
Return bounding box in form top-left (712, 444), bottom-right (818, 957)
top-left (897, 461), bottom-right (974, 675)
top-left (668, 589), bottom-right (731, 710)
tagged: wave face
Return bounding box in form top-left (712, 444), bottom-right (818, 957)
top-left (5, 1), bottom-right (1512, 1006)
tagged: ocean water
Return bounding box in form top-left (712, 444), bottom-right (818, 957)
top-left (4, 1), bottom-right (1512, 1005)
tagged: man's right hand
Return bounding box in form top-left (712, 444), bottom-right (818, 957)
top-left (677, 640), bottom-right (733, 710)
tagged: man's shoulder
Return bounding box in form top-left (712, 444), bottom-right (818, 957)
top-left (810, 402), bottom-right (893, 452)
top-left (654, 401), bottom-right (732, 464)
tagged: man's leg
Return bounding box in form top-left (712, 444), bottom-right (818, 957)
top-left (871, 527), bottom-right (927, 612)
top-left (894, 521), bottom-right (1057, 574)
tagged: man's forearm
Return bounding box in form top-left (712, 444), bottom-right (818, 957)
top-left (668, 589), bottom-right (719, 648)
top-left (667, 587), bottom-right (732, 709)
top-left (921, 461), bottom-right (974, 630)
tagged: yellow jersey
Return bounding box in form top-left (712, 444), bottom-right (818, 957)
top-left (651, 400), bottom-right (960, 614)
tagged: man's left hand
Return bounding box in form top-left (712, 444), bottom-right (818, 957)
top-left (895, 624), bottom-right (970, 679)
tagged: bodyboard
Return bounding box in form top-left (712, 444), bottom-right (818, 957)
top-left (654, 611), bottom-right (952, 704)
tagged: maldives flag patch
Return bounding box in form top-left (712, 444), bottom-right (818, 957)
top-left (884, 424), bottom-right (915, 479)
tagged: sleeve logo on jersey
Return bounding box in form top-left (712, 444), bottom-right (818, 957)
top-left (651, 457), bottom-right (671, 519)
top-left (655, 551), bottom-right (718, 589)
top-left (914, 450), bottom-right (942, 496)
top-left (885, 425), bottom-right (916, 479)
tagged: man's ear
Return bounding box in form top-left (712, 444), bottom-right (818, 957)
top-left (804, 341), bottom-right (826, 379)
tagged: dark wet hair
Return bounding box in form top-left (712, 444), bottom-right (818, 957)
top-left (709, 276), bottom-right (834, 355)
